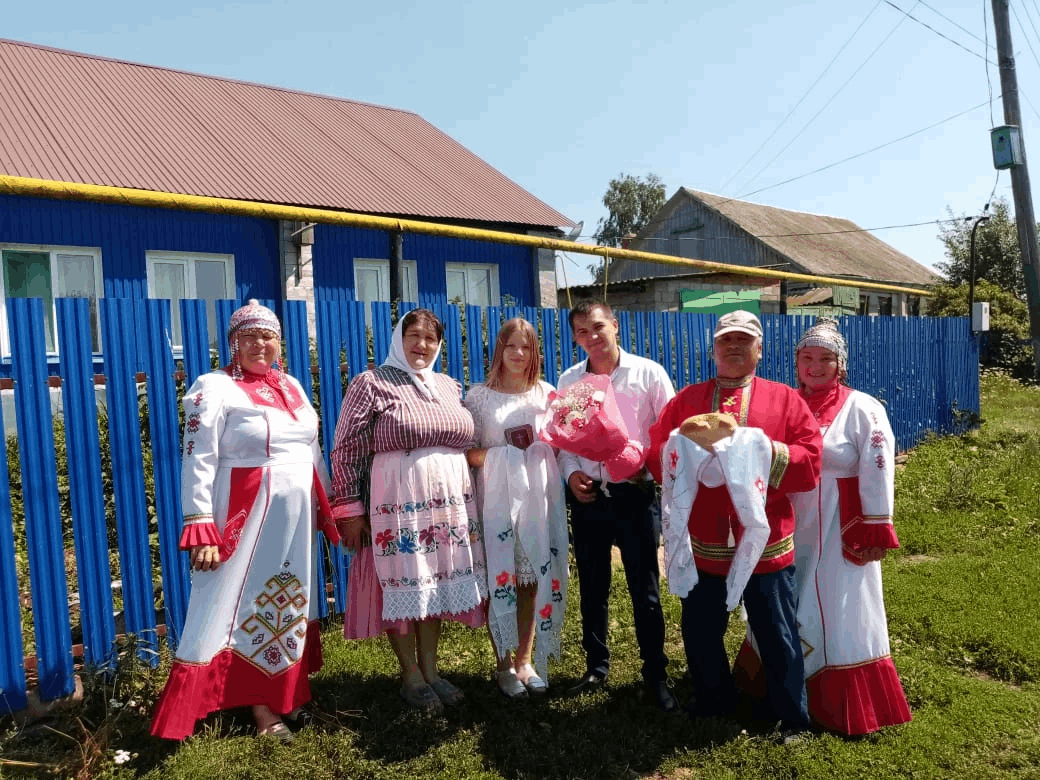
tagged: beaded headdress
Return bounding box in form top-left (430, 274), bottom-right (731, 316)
top-left (795, 317), bottom-right (848, 378)
top-left (228, 299), bottom-right (282, 379)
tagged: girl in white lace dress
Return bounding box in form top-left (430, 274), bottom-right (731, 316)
top-left (464, 318), bottom-right (568, 697)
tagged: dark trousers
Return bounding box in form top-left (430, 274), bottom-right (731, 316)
top-left (567, 481), bottom-right (668, 683)
top-left (680, 566), bottom-right (809, 727)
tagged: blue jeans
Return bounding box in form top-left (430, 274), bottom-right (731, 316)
top-left (680, 566), bottom-right (809, 727)
top-left (567, 481), bottom-right (669, 683)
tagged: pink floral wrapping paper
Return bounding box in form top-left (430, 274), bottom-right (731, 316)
top-left (538, 373), bottom-right (646, 482)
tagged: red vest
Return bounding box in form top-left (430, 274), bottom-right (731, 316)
top-left (649, 377), bottom-right (821, 575)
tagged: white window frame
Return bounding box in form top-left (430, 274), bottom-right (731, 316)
top-left (353, 258), bottom-right (418, 303)
top-left (445, 262), bottom-right (500, 307)
top-left (146, 250), bottom-right (235, 347)
top-left (0, 243), bottom-right (104, 355)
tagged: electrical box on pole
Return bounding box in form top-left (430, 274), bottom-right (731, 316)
top-left (972, 301), bottom-right (990, 332)
top-left (991, 125), bottom-right (1024, 169)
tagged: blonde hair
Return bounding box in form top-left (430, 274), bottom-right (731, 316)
top-left (486, 318), bottom-right (541, 391)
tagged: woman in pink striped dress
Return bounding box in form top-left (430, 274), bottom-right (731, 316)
top-left (330, 309), bottom-right (487, 713)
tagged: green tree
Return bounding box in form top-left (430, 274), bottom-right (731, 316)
top-left (588, 173), bottom-right (666, 281)
top-left (927, 279), bottom-right (1034, 381)
top-left (937, 199), bottom-right (1026, 297)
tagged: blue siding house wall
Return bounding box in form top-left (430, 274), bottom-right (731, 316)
top-left (1, 194), bottom-right (539, 312)
top-left (313, 224), bottom-right (536, 305)
top-left (0, 194), bottom-right (280, 302)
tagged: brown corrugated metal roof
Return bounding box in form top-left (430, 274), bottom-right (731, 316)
top-left (0, 39), bottom-right (573, 229)
top-left (653, 188), bottom-right (937, 286)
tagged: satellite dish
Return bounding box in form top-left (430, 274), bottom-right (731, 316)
top-left (565, 221), bottom-right (584, 242)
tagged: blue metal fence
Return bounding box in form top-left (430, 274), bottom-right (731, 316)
top-left (0, 297), bottom-right (978, 714)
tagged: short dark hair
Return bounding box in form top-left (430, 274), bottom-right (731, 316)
top-left (568, 300), bottom-right (614, 329)
top-left (401, 308), bottom-right (444, 342)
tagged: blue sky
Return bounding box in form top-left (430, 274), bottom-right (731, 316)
top-left (7, 0), bottom-right (1034, 285)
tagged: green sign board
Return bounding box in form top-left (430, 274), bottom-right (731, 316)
top-left (679, 288), bottom-right (761, 316)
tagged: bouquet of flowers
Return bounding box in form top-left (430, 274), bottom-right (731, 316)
top-left (539, 373), bottom-right (646, 482)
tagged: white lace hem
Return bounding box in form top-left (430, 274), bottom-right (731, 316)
top-left (382, 575), bottom-right (488, 622)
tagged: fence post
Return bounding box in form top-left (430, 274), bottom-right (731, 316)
top-left (100, 299), bottom-right (159, 661)
top-left (56, 297), bottom-right (117, 669)
top-left (8, 297), bottom-right (74, 699)
top-left (142, 299), bottom-right (192, 644)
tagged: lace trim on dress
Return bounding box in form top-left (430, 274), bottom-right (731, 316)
top-left (381, 575), bottom-right (488, 622)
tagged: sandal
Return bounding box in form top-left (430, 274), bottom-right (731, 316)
top-left (517, 664), bottom-right (548, 695)
top-left (257, 721), bottom-right (294, 743)
top-left (428, 678), bottom-right (465, 706)
top-left (400, 683), bottom-right (443, 713)
top-left (496, 668), bottom-right (528, 699)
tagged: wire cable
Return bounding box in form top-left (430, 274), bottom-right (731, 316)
top-left (1011, 1), bottom-right (1040, 74)
top-left (918, 0), bottom-right (992, 47)
top-left (734, 1), bottom-right (923, 199)
top-left (634, 216), bottom-right (966, 242)
top-left (718, 0), bottom-right (883, 196)
top-left (883, 0), bottom-right (995, 62)
top-left (724, 98), bottom-right (995, 205)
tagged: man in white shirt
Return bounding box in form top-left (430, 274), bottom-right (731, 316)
top-left (559, 300), bottom-right (677, 711)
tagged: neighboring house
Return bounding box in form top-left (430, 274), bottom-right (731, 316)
top-left (0, 39), bottom-right (572, 351)
top-left (576, 187), bottom-right (936, 316)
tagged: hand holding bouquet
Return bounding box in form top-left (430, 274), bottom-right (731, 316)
top-left (539, 374), bottom-right (646, 482)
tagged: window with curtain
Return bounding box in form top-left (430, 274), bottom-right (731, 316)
top-left (146, 251), bottom-right (235, 347)
top-left (0, 246), bottom-right (103, 353)
top-left (445, 262), bottom-right (499, 308)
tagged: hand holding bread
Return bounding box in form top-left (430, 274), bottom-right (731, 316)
top-left (678, 412), bottom-right (738, 451)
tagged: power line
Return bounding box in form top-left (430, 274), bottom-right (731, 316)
top-left (718, 0), bottom-right (883, 196)
top-left (734, 1), bottom-right (923, 199)
top-left (917, 0), bottom-right (992, 47)
top-left (883, 0), bottom-right (995, 62)
top-left (733, 98), bottom-right (994, 203)
top-left (1009, 1), bottom-right (1040, 122)
top-left (1011, 1), bottom-right (1040, 74)
top-left (635, 217), bottom-right (958, 243)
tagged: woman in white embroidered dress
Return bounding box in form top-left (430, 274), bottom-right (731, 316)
top-left (330, 309), bottom-right (487, 713)
top-left (463, 319), bottom-right (568, 698)
top-left (151, 300), bottom-right (338, 742)
top-left (792, 318), bottom-right (911, 735)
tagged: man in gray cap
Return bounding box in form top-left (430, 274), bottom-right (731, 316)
top-left (646, 310), bottom-right (822, 732)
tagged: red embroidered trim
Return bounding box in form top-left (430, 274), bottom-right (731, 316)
top-left (219, 467), bottom-right (263, 559)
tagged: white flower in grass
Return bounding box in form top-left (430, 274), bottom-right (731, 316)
top-left (114, 750), bottom-right (131, 765)
top-left (108, 698), bottom-right (122, 709)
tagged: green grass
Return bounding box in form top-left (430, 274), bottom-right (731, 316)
top-left (2, 372), bottom-right (1040, 779)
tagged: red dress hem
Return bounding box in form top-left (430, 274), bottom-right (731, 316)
top-left (150, 621), bottom-right (323, 741)
top-left (807, 657), bottom-right (912, 735)
top-left (734, 640), bottom-right (912, 735)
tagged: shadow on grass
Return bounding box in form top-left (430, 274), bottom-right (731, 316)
top-left (307, 667), bottom-right (749, 779)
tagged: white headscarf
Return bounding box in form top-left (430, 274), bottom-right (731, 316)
top-left (381, 312), bottom-right (442, 398)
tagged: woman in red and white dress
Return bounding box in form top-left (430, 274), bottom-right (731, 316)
top-left (792, 318), bottom-right (911, 735)
top-left (152, 300), bottom-right (338, 742)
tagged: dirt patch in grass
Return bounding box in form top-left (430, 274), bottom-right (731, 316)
top-left (902, 554), bottom-right (939, 565)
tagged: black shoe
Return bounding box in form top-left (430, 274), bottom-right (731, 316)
top-left (567, 672), bottom-right (606, 697)
top-left (283, 707), bottom-right (314, 731)
top-left (645, 679), bottom-right (677, 712)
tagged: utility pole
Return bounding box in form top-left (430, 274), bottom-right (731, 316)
top-left (992, 0), bottom-right (1040, 378)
